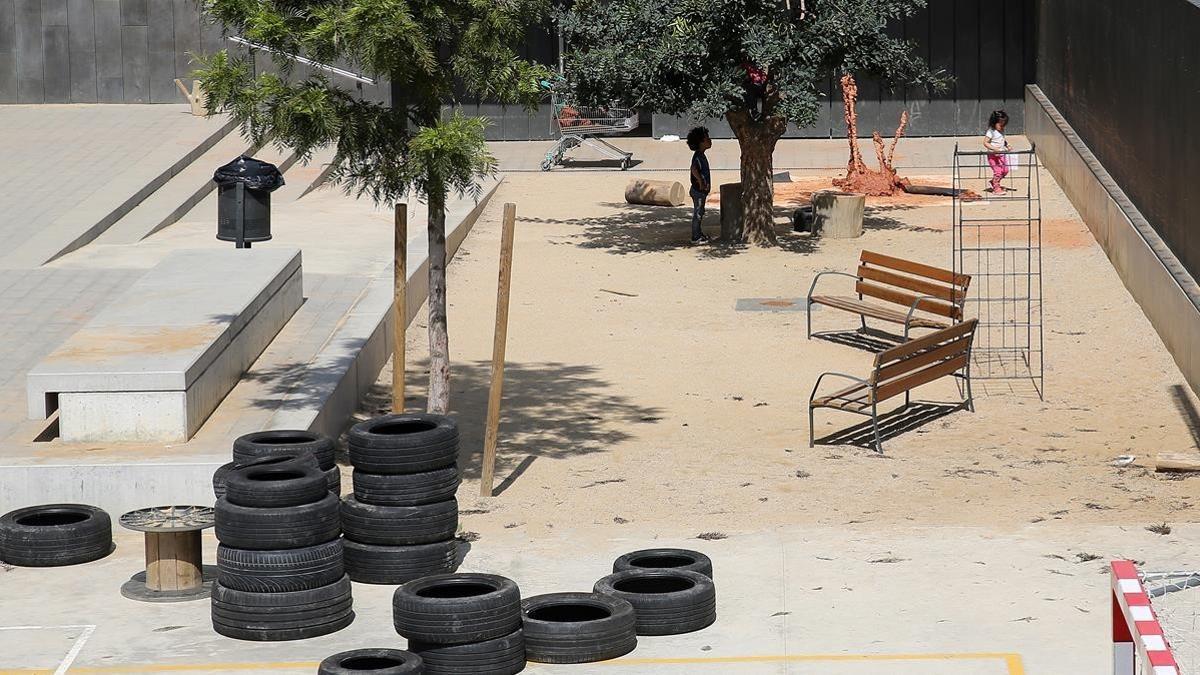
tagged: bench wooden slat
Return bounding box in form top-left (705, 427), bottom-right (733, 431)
top-left (861, 250), bottom-right (969, 287)
top-left (856, 280), bottom-right (961, 319)
top-left (858, 265), bottom-right (965, 303)
top-left (874, 353), bottom-right (969, 403)
top-left (809, 295), bottom-right (950, 329)
top-left (877, 319), bottom-right (978, 363)
top-left (873, 333), bottom-right (974, 384)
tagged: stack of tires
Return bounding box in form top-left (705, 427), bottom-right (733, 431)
top-left (213, 431), bottom-right (341, 500)
top-left (594, 548), bottom-right (716, 637)
top-left (342, 414), bottom-right (462, 584)
top-left (394, 573), bottom-right (525, 674)
top-left (212, 453), bottom-right (351, 641)
top-left (0, 504), bottom-right (113, 567)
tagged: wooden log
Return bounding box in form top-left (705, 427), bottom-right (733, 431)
top-left (625, 179), bottom-right (686, 207)
top-left (719, 183), bottom-right (743, 241)
top-left (1156, 453), bottom-right (1200, 472)
top-left (812, 190), bottom-right (865, 239)
top-left (481, 203), bottom-right (518, 497)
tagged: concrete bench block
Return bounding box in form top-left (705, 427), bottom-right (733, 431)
top-left (27, 248), bottom-right (303, 442)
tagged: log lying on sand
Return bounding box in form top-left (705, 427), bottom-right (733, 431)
top-left (901, 183), bottom-right (980, 199)
top-left (1156, 452), bottom-right (1200, 472)
top-left (625, 179), bottom-right (686, 207)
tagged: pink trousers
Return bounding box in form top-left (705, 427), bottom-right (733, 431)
top-left (988, 153), bottom-right (1009, 193)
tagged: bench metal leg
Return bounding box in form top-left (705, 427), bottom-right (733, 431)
top-left (808, 405), bottom-right (815, 448)
top-left (871, 402), bottom-right (883, 453)
top-left (806, 303), bottom-right (813, 339)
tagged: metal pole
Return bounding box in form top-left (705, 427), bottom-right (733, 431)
top-left (235, 182), bottom-right (247, 249)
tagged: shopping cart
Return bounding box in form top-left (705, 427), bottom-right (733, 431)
top-left (540, 96), bottom-right (639, 171)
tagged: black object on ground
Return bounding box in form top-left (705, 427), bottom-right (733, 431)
top-left (393, 573), bottom-right (522, 644)
top-left (211, 574), bottom-right (353, 641)
top-left (343, 539), bottom-right (458, 585)
top-left (594, 569), bottom-right (716, 636)
top-left (612, 548), bottom-right (714, 579)
top-left (348, 414), bottom-right (459, 474)
top-left (0, 504), bottom-right (113, 567)
top-left (521, 592), bottom-right (637, 664)
top-left (224, 460), bottom-right (327, 509)
top-left (341, 497), bottom-right (458, 546)
top-left (214, 156), bottom-right (284, 246)
top-left (216, 539), bottom-right (345, 593)
top-left (352, 466), bottom-right (461, 506)
top-left (407, 628), bottom-right (525, 675)
top-left (793, 205), bottom-right (814, 232)
top-left (215, 493), bottom-right (340, 550)
top-left (232, 430), bottom-right (335, 470)
top-left (318, 648), bottom-right (424, 675)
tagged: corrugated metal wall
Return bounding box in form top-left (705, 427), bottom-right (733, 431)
top-left (1037, 0), bottom-right (1200, 284)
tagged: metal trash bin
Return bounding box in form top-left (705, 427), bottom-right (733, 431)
top-left (213, 156), bottom-right (285, 247)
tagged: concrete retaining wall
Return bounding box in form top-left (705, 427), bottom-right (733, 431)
top-left (1026, 85), bottom-right (1200, 397)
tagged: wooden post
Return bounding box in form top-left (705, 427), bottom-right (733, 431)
top-left (480, 203), bottom-right (517, 497)
top-left (393, 204), bottom-right (407, 412)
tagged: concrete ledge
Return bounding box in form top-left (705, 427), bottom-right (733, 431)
top-left (27, 248), bottom-right (303, 441)
top-left (1026, 85), bottom-right (1200, 395)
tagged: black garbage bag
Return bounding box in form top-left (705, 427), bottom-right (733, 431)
top-left (213, 155), bottom-right (286, 192)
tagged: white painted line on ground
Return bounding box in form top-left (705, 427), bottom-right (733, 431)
top-left (55, 624), bottom-right (95, 675)
top-left (0, 624), bottom-right (97, 675)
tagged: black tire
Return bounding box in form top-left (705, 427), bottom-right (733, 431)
top-left (216, 540), bottom-right (345, 593)
top-left (215, 493), bottom-right (340, 550)
top-left (214, 454), bottom-right (320, 501)
top-left (593, 569), bottom-right (716, 636)
top-left (233, 430), bottom-right (335, 470)
top-left (353, 467), bottom-right (460, 506)
top-left (348, 414), bottom-right (458, 474)
top-left (326, 465), bottom-right (343, 497)
top-left (393, 573), bottom-right (521, 644)
top-left (341, 496), bottom-right (457, 546)
top-left (407, 628), bottom-right (525, 675)
top-left (318, 649), bottom-right (423, 675)
top-left (224, 460), bottom-right (328, 508)
top-left (343, 539), bottom-right (458, 585)
top-left (521, 592), bottom-right (637, 664)
top-left (211, 575), bottom-right (353, 642)
top-left (0, 504), bottom-right (113, 567)
top-left (612, 548), bottom-right (714, 579)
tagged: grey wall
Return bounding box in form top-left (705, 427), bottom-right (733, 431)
top-left (0, 0), bottom-right (244, 103)
top-left (1036, 0), bottom-right (1200, 283)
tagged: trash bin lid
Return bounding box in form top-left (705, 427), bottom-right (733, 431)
top-left (213, 155), bottom-right (286, 192)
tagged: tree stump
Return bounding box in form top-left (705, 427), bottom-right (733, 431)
top-left (624, 179), bottom-right (686, 206)
top-left (720, 183), bottom-right (744, 241)
top-left (812, 190), bottom-right (865, 238)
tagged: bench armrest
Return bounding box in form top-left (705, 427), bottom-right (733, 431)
top-left (807, 271), bottom-right (861, 301)
top-left (903, 295), bottom-right (941, 336)
top-left (809, 371), bottom-right (872, 403)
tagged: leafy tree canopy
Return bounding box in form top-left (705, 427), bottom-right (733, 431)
top-left (557, 0), bottom-right (939, 130)
top-left (196, 0), bottom-right (553, 204)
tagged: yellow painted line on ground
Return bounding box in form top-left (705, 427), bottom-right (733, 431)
top-left (0, 652), bottom-right (1025, 674)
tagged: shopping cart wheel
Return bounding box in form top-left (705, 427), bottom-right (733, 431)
top-left (540, 158), bottom-right (553, 172)
top-left (620, 158), bottom-right (630, 171)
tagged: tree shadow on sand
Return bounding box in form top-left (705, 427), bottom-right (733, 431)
top-left (351, 359), bottom-right (665, 492)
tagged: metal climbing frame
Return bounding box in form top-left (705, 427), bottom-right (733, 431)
top-left (952, 145), bottom-right (1044, 398)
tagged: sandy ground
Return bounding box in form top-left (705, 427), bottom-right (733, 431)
top-left (352, 166), bottom-right (1200, 543)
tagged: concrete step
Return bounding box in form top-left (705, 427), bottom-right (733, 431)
top-left (91, 132), bottom-right (254, 245)
top-left (272, 145), bottom-right (339, 204)
top-left (0, 177), bottom-right (504, 516)
top-left (0, 115), bottom-right (237, 269)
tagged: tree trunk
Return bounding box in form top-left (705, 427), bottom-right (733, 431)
top-left (426, 185), bottom-right (450, 415)
top-left (728, 110), bottom-right (785, 246)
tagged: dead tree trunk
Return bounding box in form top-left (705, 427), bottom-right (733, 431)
top-left (835, 73), bottom-right (910, 196)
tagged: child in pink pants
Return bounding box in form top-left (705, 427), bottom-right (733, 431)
top-left (984, 110), bottom-right (1010, 194)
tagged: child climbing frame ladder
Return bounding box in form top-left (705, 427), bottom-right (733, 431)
top-left (951, 145), bottom-right (1044, 398)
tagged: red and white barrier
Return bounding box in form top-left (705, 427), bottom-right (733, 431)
top-left (1112, 560), bottom-right (1180, 675)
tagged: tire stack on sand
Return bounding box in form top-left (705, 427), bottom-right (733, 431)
top-left (213, 430), bottom-right (342, 500)
top-left (0, 504), bottom-right (113, 567)
top-left (595, 548), bottom-right (716, 636)
top-left (342, 414), bottom-right (462, 585)
top-left (394, 573), bottom-right (525, 674)
top-left (212, 452), bottom-right (351, 641)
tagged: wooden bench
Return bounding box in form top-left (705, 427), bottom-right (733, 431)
top-left (806, 251), bottom-right (971, 339)
top-left (808, 319), bottom-right (978, 452)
